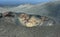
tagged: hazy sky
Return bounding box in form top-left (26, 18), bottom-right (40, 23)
top-left (0, 0), bottom-right (55, 6)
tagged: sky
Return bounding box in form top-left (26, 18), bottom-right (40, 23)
top-left (0, 0), bottom-right (55, 6)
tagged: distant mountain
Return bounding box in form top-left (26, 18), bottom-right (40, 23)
top-left (10, 4), bottom-right (34, 12)
top-left (10, 1), bottom-right (60, 18)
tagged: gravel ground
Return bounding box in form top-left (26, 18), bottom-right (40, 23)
top-left (0, 14), bottom-right (60, 37)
